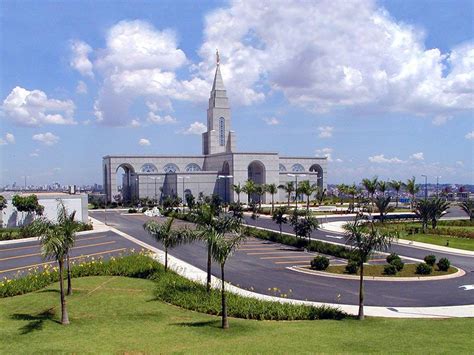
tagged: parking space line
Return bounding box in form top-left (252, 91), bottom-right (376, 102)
top-left (274, 260), bottom-right (312, 264)
top-left (0, 248), bottom-right (127, 275)
top-left (246, 251), bottom-right (301, 255)
top-left (260, 255), bottom-right (316, 260)
top-left (239, 247), bottom-right (281, 251)
top-left (0, 241), bottom-right (116, 262)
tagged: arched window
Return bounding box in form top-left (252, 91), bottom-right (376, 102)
top-left (140, 163), bottom-right (158, 173)
top-left (279, 163), bottom-right (287, 172)
top-left (291, 163), bottom-right (305, 172)
top-left (163, 163), bottom-right (179, 173)
top-left (185, 163), bottom-right (201, 172)
top-left (219, 117), bottom-right (225, 146)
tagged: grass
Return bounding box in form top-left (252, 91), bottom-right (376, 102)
top-left (323, 264), bottom-right (458, 277)
top-left (1, 276), bottom-right (473, 353)
top-left (403, 233), bottom-right (474, 251)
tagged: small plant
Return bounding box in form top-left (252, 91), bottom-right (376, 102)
top-left (345, 261), bottom-right (359, 274)
top-left (384, 264), bottom-right (397, 275)
top-left (424, 255), bottom-right (436, 266)
top-left (141, 207), bottom-right (148, 213)
top-left (437, 257), bottom-right (451, 271)
top-left (128, 208), bottom-right (137, 213)
top-left (386, 253), bottom-right (400, 264)
top-left (390, 258), bottom-right (404, 271)
top-left (416, 262), bottom-right (432, 275)
top-left (310, 256), bottom-right (330, 271)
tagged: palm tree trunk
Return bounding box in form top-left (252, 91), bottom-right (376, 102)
top-left (66, 253), bottom-right (72, 296)
top-left (358, 262), bottom-right (364, 320)
top-left (395, 191), bottom-right (399, 208)
top-left (279, 223), bottom-right (282, 236)
top-left (307, 195), bottom-right (310, 211)
top-left (165, 248), bottom-right (168, 272)
top-left (287, 194), bottom-right (290, 207)
top-left (271, 194), bottom-right (274, 214)
top-left (237, 193), bottom-right (240, 204)
top-left (58, 259), bottom-right (70, 325)
top-left (207, 243), bottom-right (212, 293)
top-left (221, 263), bottom-right (228, 329)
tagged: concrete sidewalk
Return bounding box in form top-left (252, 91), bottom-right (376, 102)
top-left (89, 216), bottom-right (474, 318)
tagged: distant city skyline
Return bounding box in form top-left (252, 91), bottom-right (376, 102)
top-left (1, 0), bottom-right (473, 185)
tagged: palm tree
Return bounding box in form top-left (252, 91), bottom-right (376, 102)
top-left (460, 200), bottom-right (474, 221)
top-left (231, 183), bottom-right (242, 204)
top-left (242, 180), bottom-right (256, 205)
top-left (143, 217), bottom-right (192, 272)
top-left (278, 182), bottom-right (295, 207)
top-left (415, 199), bottom-right (431, 233)
top-left (272, 206), bottom-right (288, 235)
top-left (346, 184), bottom-right (358, 212)
top-left (343, 218), bottom-right (394, 320)
top-left (389, 180), bottom-right (403, 208)
top-left (265, 183), bottom-right (278, 214)
top-left (377, 181), bottom-right (388, 197)
top-left (430, 198), bottom-right (450, 229)
top-left (405, 177), bottom-right (420, 209)
top-left (210, 220), bottom-right (245, 329)
top-left (337, 184), bottom-right (348, 203)
top-left (362, 176), bottom-right (378, 207)
top-left (374, 196), bottom-right (393, 223)
top-left (315, 187), bottom-right (327, 205)
top-left (254, 184), bottom-right (265, 211)
top-left (298, 180), bottom-right (317, 211)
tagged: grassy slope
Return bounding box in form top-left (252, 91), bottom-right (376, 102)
top-left (1, 276), bottom-right (473, 354)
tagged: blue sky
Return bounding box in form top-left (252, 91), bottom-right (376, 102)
top-left (0, 0), bottom-right (473, 186)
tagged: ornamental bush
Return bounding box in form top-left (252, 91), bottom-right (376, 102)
top-left (415, 262), bottom-right (432, 275)
top-left (424, 255), bottom-right (437, 266)
top-left (384, 264), bottom-right (397, 275)
top-left (345, 261), bottom-right (359, 274)
top-left (310, 256), bottom-right (330, 271)
top-left (390, 258), bottom-right (405, 271)
top-left (437, 257), bottom-right (451, 271)
top-left (386, 253), bottom-right (401, 264)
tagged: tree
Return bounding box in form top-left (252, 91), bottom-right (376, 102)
top-left (278, 182), bottom-right (295, 207)
top-left (143, 217), bottom-right (192, 272)
top-left (298, 180), bottom-right (317, 211)
top-left (429, 198), bottom-right (450, 229)
top-left (185, 193), bottom-right (196, 211)
top-left (0, 195), bottom-right (6, 227)
top-left (242, 180), bottom-right (256, 205)
top-left (254, 184), bottom-right (265, 211)
top-left (272, 206), bottom-right (288, 235)
top-left (12, 194), bottom-right (44, 221)
top-left (361, 177), bottom-right (378, 208)
top-left (232, 183), bottom-right (242, 204)
top-left (389, 180), bottom-right (403, 208)
top-left (377, 181), bottom-right (388, 196)
top-left (405, 177), bottom-right (420, 209)
top-left (337, 184), bottom-right (348, 203)
top-left (315, 187), bottom-right (327, 205)
top-left (346, 184), bottom-right (358, 212)
top-left (210, 219), bottom-right (245, 329)
top-left (415, 199), bottom-right (431, 233)
top-left (374, 196), bottom-right (393, 223)
top-left (265, 183), bottom-right (278, 214)
top-left (290, 210), bottom-right (318, 241)
top-left (343, 218), bottom-right (395, 320)
top-left (460, 200), bottom-right (474, 221)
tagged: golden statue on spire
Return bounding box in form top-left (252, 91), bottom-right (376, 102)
top-left (216, 49), bottom-right (220, 65)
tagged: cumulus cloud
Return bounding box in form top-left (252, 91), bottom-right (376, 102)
top-left (0, 132), bottom-right (15, 145)
top-left (70, 40), bottom-right (94, 77)
top-left (130, 119), bottom-right (141, 127)
top-left (147, 112), bottom-right (177, 124)
top-left (263, 117), bottom-right (279, 125)
top-left (183, 121), bottom-right (207, 135)
top-left (2, 87), bottom-right (76, 126)
top-left (318, 126), bottom-right (334, 138)
top-left (138, 138), bottom-right (151, 146)
top-left (76, 80), bottom-right (88, 94)
top-left (315, 147), bottom-right (342, 162)
top-left (32, 132), bottom-right (59, 146)
top-left (368, 154), bottom-right (404, 163)
top-left (410, 152), bottom-right (424, 161)
top-left (465, 131), bottom-right (474, 140)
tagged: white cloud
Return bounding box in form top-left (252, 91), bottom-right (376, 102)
top-left (315, 147), bottom-right (342, 162)
top-left (368, 154), bottom-right (404, 164)
top-left (32, 132), bottom-right (59, 146)
top-left (70, 40), bottom-right (94, 77)
top-left (456, 161), bottom-right (464, 166)
top-left (318, 126), bottom-right (334, 138)
top-left (0, 132), bottom-right (15, 145)
top-left (130, 119), bottom-right (141, 127)
top-left (2, 87), bottom-right (76, 126)
top-left (409, 152), bottom-right (424, 161)
top-left (465, 131), bottom-right (474, 140)
top-left (183, 121), bottom-right (206, 135)
top-left (263, 117), bottom-right (279, 125)
top-left (76, 80), bottom-right (88, 94)
top-left (0, 139), bottom-right (6, 146)
top-left (138, 138), bottom-right (151, 146)
top-left (147, 112), bottom-right (177, 125)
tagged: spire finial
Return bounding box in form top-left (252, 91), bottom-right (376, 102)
top-left (216, 49), bottom-right (220, 65)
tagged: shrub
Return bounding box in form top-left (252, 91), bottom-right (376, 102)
top-left (384, 264), bottom-right (397, 275)
top-left (424, 255), bottom-right (436, 266)
top-left (415, 262), bottom-right (432, 275)
top-left (345, 261), bottom-right (359, 274)
top-left (128, 208), bottom-right (137, 213)
top-left (390, 258), bottom-right (405, 271)
top-left (437, 258), bottom-right (451, 271)
top-left (310, 256), bottom-right (330, 271)
top-left (141, 207), bottom-right (148, 213)
top-left (386, 253), bottom-right (401, 264)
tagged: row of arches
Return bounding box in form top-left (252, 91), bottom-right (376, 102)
top-left (279, 163), bottom-right (321, 173)
top-left (137, 163), bottom-right (203, 174)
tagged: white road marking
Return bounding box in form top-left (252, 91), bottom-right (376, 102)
top-left (459, 285), bottom-right (474, 291)
top-left (325, 234), bottom-right (343, 240)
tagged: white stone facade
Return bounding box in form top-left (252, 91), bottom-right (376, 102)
top-left (103, 62), bottom-right (327, 204)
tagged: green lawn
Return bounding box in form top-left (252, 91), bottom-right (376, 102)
top-left (402, 233), bottom-right (474, 251)
top-left (1, 276), bottom-right (473, 353)
top-left (323, 264), bottom-right (457, 277)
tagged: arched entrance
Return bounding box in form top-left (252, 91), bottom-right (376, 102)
top-left (116, 164), bottom-right (135, 203)
top-left (309, 164), bottom-right (324, 188)
top-left (248, 160), bottom-right (266, 203)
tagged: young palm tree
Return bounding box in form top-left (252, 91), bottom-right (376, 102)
top-left (231, 183), bottom-right (242, 204)
top-left (377, 181), bottom-right (388, 197)
top-left (272, 206), bottom-right (288, 235)
top-left (298, 180), bottom-right (316, 211)
top-left (346, 184), bottom-right (358, 212)
top-left (405, 177), bottom-right (420, 209)
top-left (343, 218), bottom-right (395, 320)
top-left (362, 177), bottom-right (378, 207)
top-left (374, 196), bottom-right (393, 223)
top-left (315, 187), bottom-right (327, 205)
top-left (242, 180), bottom-right (256, 205)
top-left (254, 184), bottom-right (266, 211)
top-left (460, 200), bottom-right (474, 221)
top-left (278, 182), bottom-right (295, 207)
top-left (143, 217), bottom-right (192, 271)
top-left (430, 198), bottom-right (450, 229)
top-left (415, 199), bottom-right (431, 233)
top-left (210, 220), bottom-right (245, 329)
top-left (389, 180), bottom-right (403, 208)
top-left (265, 183), bottom-right (278, 214)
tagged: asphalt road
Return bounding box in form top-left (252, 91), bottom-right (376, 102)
top-left (90, 210), bottom-right (474, 308)
top-left (0, 231), bottom-right (139, 280)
